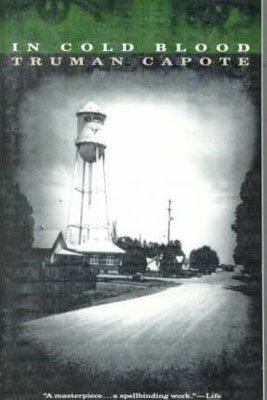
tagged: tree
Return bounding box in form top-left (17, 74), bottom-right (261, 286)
top-left (189, 246), bottom-right (219, 274)
top-left (0, 178), bottom-right (34, 328)
top-left (111, 220), bottom-right (118, 242)
top-left (116, 236), bottom-right (147, 274)
top-left (144, 241), bottom-right (165, 258)
top-left (115, 237), bottom-right (186, 276)
top-left (232, 168), bottom-right (261, 278)
top-left (1, 179), bottom-right (34, 265)
top-left (160, 240), bottom-right (185, 277)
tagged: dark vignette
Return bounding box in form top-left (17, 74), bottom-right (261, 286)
top-left (0, 55), bottom-right (262, 399)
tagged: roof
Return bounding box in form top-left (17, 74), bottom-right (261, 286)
top-left (78, 101), bottom-right (103, 114)
top-left (33, 231), bottom-right (124, 255)
top-left (33, 230), bottom-right (62, 249)
top-left (146, 255), bottom-right (161, 264)
top-left (68, 239), bottom-right (125, 254)
top-left (56, 249), bottom-right (83, 256)
top-left (146, 256), bottom-right (161, 271)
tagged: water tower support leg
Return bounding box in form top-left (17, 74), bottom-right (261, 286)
top-left (79, 160), bottom-right (86, 245)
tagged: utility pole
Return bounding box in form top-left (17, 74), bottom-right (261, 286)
top-left (167, 199), bottom-right (173, 244)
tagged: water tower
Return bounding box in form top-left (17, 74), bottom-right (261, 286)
top-left (66, 101), bottom-right (109, 246)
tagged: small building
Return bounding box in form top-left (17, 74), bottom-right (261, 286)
top-left (67, 239), bottom-right (125, 274)
top-left (29, 230), bottom-right (81, 264)
top-left (176, 255), bottom-right (187, 270)
top-left (30, 230), bottom-right (63, 263)
top-left (146, 255), bottom-right (162, 276)
top-left (19, 231), bottom-right (98, 317)
top-left (30, 230), bottom-right (124, 274)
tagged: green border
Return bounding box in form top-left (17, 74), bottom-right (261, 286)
top-left (0, 2), bottom-right (261, 54)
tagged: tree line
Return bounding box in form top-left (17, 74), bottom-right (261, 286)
top-left (115, 236), bottom-right (220, 276)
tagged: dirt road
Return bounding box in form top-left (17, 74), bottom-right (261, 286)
top-left (23, 271), bottom-right (250, 377)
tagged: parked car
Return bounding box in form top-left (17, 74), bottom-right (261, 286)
top-left (132, 272), bottom-right (144, 281)
top-left (224, 264), bottom-right (234, 272)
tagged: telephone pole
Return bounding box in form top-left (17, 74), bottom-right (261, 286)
top-left (167, 199), bottom-right (173, 244)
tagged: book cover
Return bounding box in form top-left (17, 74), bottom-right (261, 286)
top-left (0, 1), bottom-right (263, 399)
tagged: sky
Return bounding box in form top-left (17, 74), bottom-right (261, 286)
top-left (17, 69), bottom-right (257, 263)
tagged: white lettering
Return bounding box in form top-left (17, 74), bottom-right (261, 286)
top-left (27, 43), bottom-right (40, 52)
top-left (12, 43), bottom-right (19, 52)
top-left (175, 43), bottom-right (187, 53)
top-left (110, 57), bottom-right (123, 66)
top-left (70, 57), bottom-right (85, 66)
top-left (216, 43), bottom-right (229, 52)
top-left (121, 43), bottom-right (134, 52)
top-left (50, 57), bottom-right (62, 66)
top-left (195, 43), bottom-right (208, 52)
top-left (11, 57), bottom-right (23, 66)
top-left (30, 57), bottom-right (42, 66)
top-left (180, 57), bottom-right (192, 66)
top-left (142, 57), bottom-right (154, 66)
top-left (81, 43), bottom-right (93, 52)
top-left (219, 57), bottom-right (231, 66)
top-left (200, 57), bottom-right (212, 66)
top-left (238, 57), bottom-right (249, 66)
top-left (161, 57), bottom-right (173, 66)
top-left (238, 43), bottom-right (250, 53)
top-left (60, 43), bottom-right (72, 52)
top-left (102, 43), bottom-right (113, 52)
top-left (91, 57), bottom-right (104, 66)
top-left (155, 43), bottom-right (166, 52)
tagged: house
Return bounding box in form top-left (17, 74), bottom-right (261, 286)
top-left (30, 230), bottom-right (83, 265)
top-left (30, 230), bottom-right (124, 274)
top-left (146, 255), bottom-right (162, 276)
top-left (67, 239), bottom-right (125, 274)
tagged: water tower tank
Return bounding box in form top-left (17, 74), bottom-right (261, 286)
top-left (75, 101), bottom-right (106, 163)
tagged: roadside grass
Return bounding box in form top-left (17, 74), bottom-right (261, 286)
top-left (12, 278), bottom-right (177, 323)
top-left (88, 279), bottom-right (177, 306)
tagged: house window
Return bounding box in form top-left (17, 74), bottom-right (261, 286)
top-left (89, 255), bottom-right (119, 266)
top-left (105, 256), bottom-right (117, 266)
top-left (90, 255), bottom-right (99, 265)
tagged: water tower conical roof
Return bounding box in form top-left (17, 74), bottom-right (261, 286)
top-left (78, 101), bottom-right (102, 114)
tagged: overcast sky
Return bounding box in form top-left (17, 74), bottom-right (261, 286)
top-left (17, 69), bottom-right (257, 263)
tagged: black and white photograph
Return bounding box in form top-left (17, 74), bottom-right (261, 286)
top-left (1, 61), bottom-right (262, 399)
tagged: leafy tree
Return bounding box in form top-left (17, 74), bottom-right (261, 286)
top-left (232, 168), bottom-right (261, 278)
top-left (1, 179), bottom-right (34, 265)
top-left (144, 241), bottom-right (165, 258)
top-left (0, 178), bottom-right (34, 332)
top-left (116, 236), bottom-right (147, 274)
top-left (160, 240), bottom-right (185, 277)
top-left (189, 246), bottom-right (219, 274)
top-left (116, 237), bottom-right (186, 276)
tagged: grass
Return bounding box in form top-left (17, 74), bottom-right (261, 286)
top-left (11, 277), bottom-right (176, 323)
top-left (88, 278), bottom-right (176, 306)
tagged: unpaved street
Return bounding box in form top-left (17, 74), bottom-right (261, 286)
top-left (23, 271), bottom-right (250, 378)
